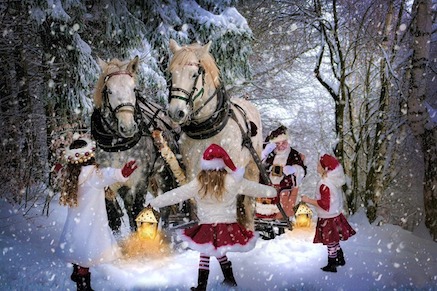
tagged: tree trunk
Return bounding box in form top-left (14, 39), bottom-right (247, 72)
top-left (0, 2), bottom-right (47, 203)
top-left (364, 0), bottom-right (395, 223)
top-left (408, 0), bottom-right (436, 241)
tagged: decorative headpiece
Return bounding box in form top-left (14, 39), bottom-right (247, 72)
top-left (201, 143), bottom-right (245, 181)
top-left (64, 136), bottom-right (96, 164)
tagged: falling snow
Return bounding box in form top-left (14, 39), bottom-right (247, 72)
top-left (0, 198), bottom-right (435, 290)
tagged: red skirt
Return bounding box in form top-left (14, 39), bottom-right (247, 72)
top-left (313, 213), bottom-right (356, 245)
top-left (176, 223), bottom-right (257, 257)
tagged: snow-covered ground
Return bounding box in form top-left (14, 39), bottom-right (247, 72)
top-left (0, 197), bottom-right (436, 291)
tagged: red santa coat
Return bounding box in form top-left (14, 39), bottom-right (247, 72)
top-left (256, 146), bottom-right (306, 219)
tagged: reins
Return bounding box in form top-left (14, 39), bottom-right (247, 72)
top-left (181, 85), bottom-right (230, 139)
top-left (92, 70), bottom-right (175, 152)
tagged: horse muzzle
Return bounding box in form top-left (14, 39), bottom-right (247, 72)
top-left (116, 108), bottom-right (139, 138)
top-left (168, 100), bottom-right (189, 124)
top-left (118, 121), bottom-right (138, 138)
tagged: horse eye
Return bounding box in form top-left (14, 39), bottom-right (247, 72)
top-left (192, 72), bottom-right (199, 79)
top-left (106, 88), bottom-right (112, 94)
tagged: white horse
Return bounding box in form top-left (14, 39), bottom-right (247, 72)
top-left (167, 39), bottom-right (263, 229)
top-left (92, 56), bottom-right (182, 231)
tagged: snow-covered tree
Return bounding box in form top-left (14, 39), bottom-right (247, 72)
top-left (237, 0), bottom-right (435, 234)
top-left (0, 0), bottom-right (253, 209)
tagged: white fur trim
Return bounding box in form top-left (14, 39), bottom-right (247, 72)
top-left (231, 167), bottom-right (245, 182)
top-left (294, 165), bottom-right (305, 186)
top-left (200, 158), bottom-right (226, 170)
top-left (175, 229), bottom-right (258, 257)
top-left (269, 133), bottom-right (288, 143)
top-left (255, 203), bottom-right (279, 216)
top-left (64, 137), bottom-right (96, 164)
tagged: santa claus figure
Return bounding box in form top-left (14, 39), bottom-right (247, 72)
top-left (256, 125), bottom-right (306, 221)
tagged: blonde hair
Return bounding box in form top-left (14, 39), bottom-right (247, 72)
top-left (169, 43), bottom-right (221, 89)
top-left (59, 159), bottom-right (97, 207)
top-left (197, 169), bottom-right (227, 200)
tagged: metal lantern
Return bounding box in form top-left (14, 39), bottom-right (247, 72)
top-left (294, 202), bottom-right (313, 228)
top-left (135, 206), bottom-right (160, 240)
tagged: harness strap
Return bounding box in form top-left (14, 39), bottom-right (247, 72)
top-left (136, 93), bottom-right (175, 132)
top-left (91, 109), bottom-right (142, 152)
top-left (104, 70), bottom-right (132, 82)
top-left (182, 86), bottom-right (230, 139)
top-left (229, 106), bottom-right (293, 230)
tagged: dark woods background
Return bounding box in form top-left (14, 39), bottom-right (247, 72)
top-left (0, 0), bottom-right (436, 240)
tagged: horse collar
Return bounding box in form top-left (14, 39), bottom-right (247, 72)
top-left (182, 86), bottom-right (230, 139)
top-left (91, 102), bottom-right (144, 152)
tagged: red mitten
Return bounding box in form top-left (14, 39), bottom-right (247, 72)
top-left (122, 160), bottom-right (138, 177)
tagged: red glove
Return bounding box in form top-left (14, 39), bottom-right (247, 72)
top-left (121, 160), bottom-right (138, 177)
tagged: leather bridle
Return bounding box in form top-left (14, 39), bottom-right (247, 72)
top-left (168, 64), bottom-right (222, 122)
top-left (101, 70), bottom-right (137, 117)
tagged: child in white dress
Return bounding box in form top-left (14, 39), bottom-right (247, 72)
top-left (57, 136), bottom-right (137, 290)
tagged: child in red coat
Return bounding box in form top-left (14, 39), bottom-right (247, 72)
top-left (301, 154), bottom-right (356, 272)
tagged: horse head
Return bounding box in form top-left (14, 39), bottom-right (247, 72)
top-left (168, 39), bottom-right (221, 125)
top-left (94, 56), bottom-right (140, 138)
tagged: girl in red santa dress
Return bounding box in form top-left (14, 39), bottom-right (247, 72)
top-left (301, 154), bottom-right (356, 273)
top-left (57, 136), bottom-right (138, 291)
top-left (149, 143), bottom-right (277, 291)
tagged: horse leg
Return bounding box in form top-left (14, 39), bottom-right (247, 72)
top-left (105, 197), bottom-right (123, 233)
top-left (132, 188), bottom-right (146, 231)
top-left (118, 186), bottom-right (137, 231)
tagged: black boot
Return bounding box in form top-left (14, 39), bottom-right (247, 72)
top-left (321, 257), bottom-right (337, 273)
top-left (76, 272), bottom-right (94, 291)
top-left (70, 264), bottom-right (79, 282)
top-left (220, 261), bottom-right (237, 287)
top-left (191, 269), bottom-right (209, 291)
top-left (336, 248), bottom-right (346, 266)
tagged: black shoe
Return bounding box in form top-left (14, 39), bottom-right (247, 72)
top-left (220, 261), bottom-right (238, 287)
top-left (191, 269), bottom-right (209, 291)
top-left (70, 264), bottom-right (79, 282)
top-left (76, 272), bottom-right (94, 291)
top-left (336, 248), bottom-right (346, 266)
top-left (321, 257), bottom-right (337, 273)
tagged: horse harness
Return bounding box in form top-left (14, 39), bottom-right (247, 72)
top-left (169, 64), bottom-right (272, 181)
top-left (92, 70), bottom-right (173, 152)
top-left (169, 63), bottom-right (292, 229)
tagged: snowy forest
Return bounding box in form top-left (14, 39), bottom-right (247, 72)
top-left (1, 0), bottom-right (437, 290)
top-left (0, 0), bottom-right (436, 243)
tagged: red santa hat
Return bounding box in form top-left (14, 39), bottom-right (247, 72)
top-left (320, 154), bottom-right (340, 171)
top-left (201, 143), bottom-right (245, 181)
top-left (267, 125), bottom-right (289, 143)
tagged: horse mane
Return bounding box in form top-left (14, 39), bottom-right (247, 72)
top-left (93, 58), bottom-right (137, 109)
top-left (169, 43), bottom-right (221, 89)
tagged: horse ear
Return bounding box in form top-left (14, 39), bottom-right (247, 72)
top-left (204, 41), bottom-right (212, 52)
top-left (127, 56), bottom-right (140, 74)
top-left (169, 39), bottom-right (182, 53)
top-left (199, 40), bottom-right (212, 57)
top-left (97, 57), bottom-right (107, 70)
